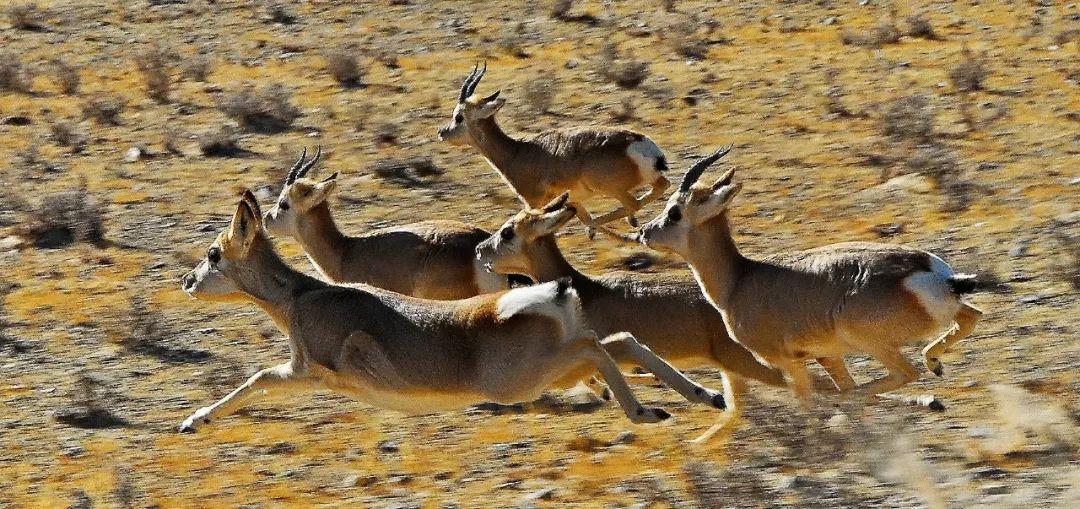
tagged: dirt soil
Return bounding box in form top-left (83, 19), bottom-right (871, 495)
top-left (1, 1), bottom-right (1077, 507)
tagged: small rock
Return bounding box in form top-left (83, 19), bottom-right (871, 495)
top-left (1018, 294), bottom-right (1044, 304)
top-left (267, 441), bottom-right (296, 454)
top-left (825, 412), bottom-right (850, 430)
top-left (378, 440), bottom-right (400, 453)
top-left (1008, 243), bottom-right (1028, 257)
top-left (973, 466), bottom-right (1008, 480)
top-left (0, 236), bottom-right (23, 251)
top-left (983, 484), bottom-right (1011, 495)
top-left (609, 431), bottom-right (636, 445)
top-left (778, 475), bottom-right (812, 489)
top-left (871, 223), bottom-right (904, 237)
top-left (564, 59), bottom-right (579, 69)
top-left (341, 473), bottom-right (378, 488)
top-left (124, 146), bottom-right (144, 163)
top-left (197, 223), bottom-right (216, 232)
top-left (197, 328), bottom-right (217, 334)
top-left (523, 487), bottom-right (556, 501)
top-left (822, 17), bottom-right (837, 26)
top-left (1, 115), bottom-right (32, 126)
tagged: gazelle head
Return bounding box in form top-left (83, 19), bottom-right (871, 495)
top-left (639, 145), bottom-right (742, 256)
top-left (181, 190), bottom-right (267, 302)
top-left (476, 192), bottom-right (576, 275)
top-left (437, 62), bottom-right (505, 146)
top-left (262, 147), bottom-right (338, 237)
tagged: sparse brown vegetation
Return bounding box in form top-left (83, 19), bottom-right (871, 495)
top-left (16, 178), bottom-right (106, 248)
top-left (52, 372), bottom-right (127, 429)
top-left (198, 126), bottom-right (243, 157)
top-left (881, 94), bottom-right (934, 141)
top-left (82, 95), bottom-right (125, 125)
top-left (47, 119), bottom-right (84, 151)
top-left (182, 54), bottom-right (212, 82)
top-left (324, 48), bottom-right (364, 87)
top-left (0, 53), bottom-right (33, 93)
top-left (135, 44), bottom-right (173, 103)
top-left (610, 97), bottom-right (636, 121)
top-left (949, 47), bottom-right (989, 92)
top-left (823, 68), bottom-right (857, 118)
top-left (841, 21), bottom-right (901, 48)
top-left (217, 84), bottom-right (300, 133)
top-left (668, 17), bottom-right (714, 60)
top-left (50, 59), bottom-right (80, 95)
top-left (596, 43), bottom-right (650, 89)
top-left (372, 157), bottom-right (443, 185)
top-left (905, 14), bottom-right (939, 40)
top-left (265, 2), bottom-right (296, 24)
top-left (523, 76), bottom-right (560, 114)
top-left (7, 2), bottom-right (44, 31)
top-left (373, 122), bottom-right (401, 144)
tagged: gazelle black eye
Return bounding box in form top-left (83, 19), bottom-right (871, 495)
top-left (455, 114), bottom-right (464, 123)
top-left (500, 227), bottom-right (515, 241)
top-left (207, 247), bottom-right (221, 264)
top-left (278, 200), bottom-right (290, 211)
top-left (667, 207), bottom-right (682, 222)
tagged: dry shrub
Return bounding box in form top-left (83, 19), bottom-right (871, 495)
top-left (48, 119), bottom-right (85, 151)
top-left (83, 95), bottom-right (125, 125)
top-left (497, 24), bottom-right (530, 59)
top-left (265, 2), bottom-right (296, 24)
top-left (324, 48), bottom-right (364, 87)
top-left (50, 59), bottom-right (80, 95)
top-left (596, 43), bottom-right (649, 89)
top-left (372, 157), bottom-right (442, 186)
top-left (905, 14), bottom-right (939, 40)
top-left (523, 77), bottom-right (559, 114)
top-left (949, 47), bottom-right (988, 92)
top-left (881, 94), bottom-right (934, 141)
top-left (904, 144), bottom-right (973, 211)
top-left (7, 2), bottom-right (44, 30)
top-left (163, 127), bottom-right (183, 155)
top-left (550, 0), bottom-right (573, 20)
top-left (610, 97), bottom-right (636, 121)
top-left (17, 178), bottom-right (106, 248)
top-left (823, 68), bottom-right (856, 117)
top-left (183, 54), bottom-right (212, 82)
top-left (373, 122), bottom-right (401, 144)
top-left (668, 18), bottom-right (713, 60)
top-left (135, 44), bottom-right (173, 103)
top-left (217, 84), bottom-right (300, 133)
top-left (198, 126), bottom-right (242, 157)
top-left (841, 21), bottom-right (901, 48)
top-left (113, 467), bottom-right (137, 509)
top-left (0, 52), bottom-right (33, 93)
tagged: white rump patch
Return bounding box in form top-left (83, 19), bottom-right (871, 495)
top-left (903, 256), bottom-right (961, 326)
top-left (626, 139), bottom-right (664, 182)
top-left (495, 282), bottom-right (583, 341)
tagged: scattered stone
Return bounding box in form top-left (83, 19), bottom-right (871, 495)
top-left (1, 115), bottom-right (32, 126)
top-left (983, 484), bottom-right (1011, 495)
top-left (378, 440), bottom-right (400, 453)
top-left (609, 431), bottom-right (636, 445)
top-left (973, 466), bottom-right (1008, 480)
top-left (871, 222), bottom-right (904, 237)
top-left (124, 146), bottom-right (145, 163)
top-left (267, 441), bottom-right (297, 454)
top-left (1018, 294), bottom-right (1045, 304)
top-left (523, 487), bottom-right (556, 501)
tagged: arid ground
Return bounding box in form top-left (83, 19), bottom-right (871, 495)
top-left (1, 1), bottom-right (1077, 507)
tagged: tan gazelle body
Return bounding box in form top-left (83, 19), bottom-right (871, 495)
top-left (638, 146), bottom-right (986, 403)
top-left (262, 148), bottom-right (508, 300)
top-left (177, 191), bottom-right (727, 432)
top-left (438, 63), bottom-right (670, 236)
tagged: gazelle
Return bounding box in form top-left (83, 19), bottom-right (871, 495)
top-left (475, 193), bottom-right (798, 434)
top-left (438, 63), bottom-right (670, 236)
top-left (177, 191), bottom-right (726, 431)
top-left (637, 146), bottom-right (986, 402)
top-left (262, 147), bottom-right (510, 300)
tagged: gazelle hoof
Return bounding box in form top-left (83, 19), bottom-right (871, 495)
top-left (627, 216), bottom-right (638, 227)
top-left (928, 399), bottom-right (945, 411)
top-left (178, 422), bottom-right (197, 433)
top-left (711, 393), bottom-right (726, 410)
top-left (926, 358), bottom-right (943, 377)
top-left (634, 406), bottom-right (671, 423)
top-left (586, 227), bottom-right (597, 240)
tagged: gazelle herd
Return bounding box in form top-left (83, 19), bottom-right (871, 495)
top-left (179, 64), bottom-right (987, 441)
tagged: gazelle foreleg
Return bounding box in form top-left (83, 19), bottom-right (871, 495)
top-left (583, 334), bottom-right (671, 424)
top-left (816, 357), bottom-right (856, 392)
top-left (922, 302), bottom-right (982, 376)
top-left (691, 374), bottom-right (747, 444)
top-left (179, 362), bottom-right (313, 432)
top-left (600, 332), bottom-right (725, 409)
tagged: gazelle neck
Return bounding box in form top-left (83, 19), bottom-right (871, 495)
top-left (470, 117), bottom-right (526, 191)
top-left (683, 215), bottom-right (747, 310)
top-left (526, 235), bottom-right (590, 288)
top-left (294, 202), bottom-right (349, 281)
top-left (238, 235), bottom-right (326, 332)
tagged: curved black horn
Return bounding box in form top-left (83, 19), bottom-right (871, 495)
top-left (464, 61), bottom-right (487, 100)
top-left (678, 144), bottom-right (734, 193)
top-left (296, 146), bottom-right (322, 180)
top-left (285, 147), bottom-right (308, 185)
top-left (458, 63), bottom-right (480, 103)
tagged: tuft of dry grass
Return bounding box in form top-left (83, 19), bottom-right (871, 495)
top-left (823, 68), bottom-right (857, 117)
top-left (905, 14), bottom-right (940, 40)
top-left (50, 59), bottom-right (80, 95)
top-left (372, 157), bottom-right (443, 186)
top-left (7, 2), bottom-right (45, 31)
top-left (550, 0), bottom-right (573, 20)
top-left (82, 95), bottom-right (126, 125)
top-left (47, 119), bottom-right (85, 151)
top-left (373, 122), bottom-right (401, 145)
top-left (949, 47), bottom-right (989, 92)
top-left (135, 44), bottom-right (173, 103)
top-left (523, 76), bottom-right (560, 114)
top-left (217, 84), bottom-right (300, 133)
top-left (668, 17), bottom-right (715, 60)
top-left (610, 97), bottom-right (636, 122)
top-left (16, 177), bottom-right (106, 248)
top-left (841, 21), bottom-right (901, 48)
top-left (595, 43), bottom-right (650, 89)
top-left (182, 54), bottom-right (212, 82)
top-left (198, 126), bottom-right (243, 157)
top-left (0, 52), bottom-right (34, 93)
top-left (265, 2), bottom-right (296, 24)
top-left (881, 94), bottom-right (934, 141)
top-left (324, 48), bottom-right (364, 87)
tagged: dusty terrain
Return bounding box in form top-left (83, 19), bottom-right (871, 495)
top-left (1, 1), bottom-right (1077, 507)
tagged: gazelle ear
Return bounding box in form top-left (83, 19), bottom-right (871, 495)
top-left (229, 191), bottom-right (262, 249)
top-left (312, 172), bottom-right (338, 199)
top-left (709, 167), bottom-right (736, 192)
top-left (693, 183), bottom-right (742, 224)
top-left (475, 91), bottom-right (505, 118)
top-left (481, 90), bottom-right (501, 103)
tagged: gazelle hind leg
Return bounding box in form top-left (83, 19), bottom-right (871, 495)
top-left (600, 332), bottom-right (725, 409)
top-left (781, 358), bottom-right (815, 405)
top-left (816, 357), bottom-right (856, 392)
top-left (692, 374), bottom-right (747, 444)
top-left (590, 191), bottom-right (641, 229)
top-left (922, 302), bottom-right (983, 376)
top-left (853, 345), bottom-right (919, 397)
top-left (584, 335), bottom-right (671, 424)
top-left (179, 363), bottom-right (312, 433)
